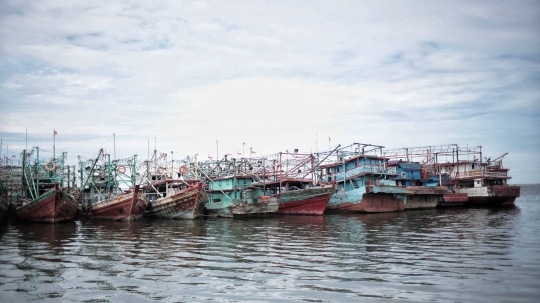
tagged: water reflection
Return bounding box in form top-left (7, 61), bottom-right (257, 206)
top-left (0, 194), bottom-right (537, 302)
top-left (16, 221), bottom-right (78, 246)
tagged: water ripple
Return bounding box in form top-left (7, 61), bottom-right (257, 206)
top-left (0, 195), bottom-right (539, 302)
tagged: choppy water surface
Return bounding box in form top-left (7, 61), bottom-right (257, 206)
top-left (1, 186), bottom-right (540, 303)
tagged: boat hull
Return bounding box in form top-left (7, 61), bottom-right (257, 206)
top-left (438, 193), bottom-right (468, 207)
top-left (361, 194), bottom-right (404, 212)
top-left (205, 206), bottom-right (233, 218)
top-left (275, 186), bottom-right (335, 215)
top-left (404, 186), bottom-right (448, 210)
top-left (83, 189), bottom-right (148, 221)
top-left (145, 183), bottom-right (207, 219)
top-left (16, 187), bottom-right (78, 223)
top-left (228, 199), bottom-right (279, 218)
top-left (0, 197), bottom-right (10, 223)
top-left (457, 185), bottom-right (520, 206)
top-left (326, 185), bottom-right (405, 213)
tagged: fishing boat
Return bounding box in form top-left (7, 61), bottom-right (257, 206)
top-left (144, 180), bottom-right (207, 219)
top-left (203, 157), bottom-right (278, 218)
top-left (385, 161), bottom-right (449, 210)
top-left (319, 143), bottom-right (408, 213)
top-left (438, 147), bottom-right (520, 206)
top-left (271, 181), bottom-right (337, 215)
top-left (139, 149), bottom-right (207, 219)
top-left (16, 148), bottom-right (78, 223)
top-left (385, 144), bottom-right (520, 207)
top-left (259, 152), bottom-right (337, 215)
top-left (17, 183), bottom-right (79, 223)
top-left (82, 185), bottom-right (148, 221)
top-left (205, 175), bottom-right (278, 217)
top-left (78, 149), bottom-right (148, 221)
top-left (0, 160), bottom-right (26, 223)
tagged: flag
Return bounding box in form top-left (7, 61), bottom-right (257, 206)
top-left (237, 152), bottom-right (242, 155)
top-left (12, 155), bottom-right (15, 158)
top-left (227, 153), bottom-right (232, 156)
top-left (208, 155), bottom-right (213, 159)
top-left (295, 155), bottom-right (303, 158)
top-left (54, 130), bottom-right (58, 135)
top-left (251, 151), bottom-right (256, 154)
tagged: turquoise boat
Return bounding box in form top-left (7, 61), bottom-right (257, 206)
top-left (319, 143), bottom-right (408, 213)
top-left (205, 175), bottom-right (278, 218)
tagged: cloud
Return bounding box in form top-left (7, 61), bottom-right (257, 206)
top-left (0, 0), bottom-right (539, 183)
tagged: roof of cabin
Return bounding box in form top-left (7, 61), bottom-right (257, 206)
top-left (396, 162), bottom-right (422, 171)
top-left (319, 154), bottom-right (387, 168)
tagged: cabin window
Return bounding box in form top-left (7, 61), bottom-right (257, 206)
top-left (472, 164), bottom-right (475, 169)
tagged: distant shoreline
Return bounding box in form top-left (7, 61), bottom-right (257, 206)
top-left (512, 184), bottom-right (540, 186)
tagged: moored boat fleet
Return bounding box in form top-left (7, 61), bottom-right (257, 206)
top-left (0, 142), bottom-right (520, 224)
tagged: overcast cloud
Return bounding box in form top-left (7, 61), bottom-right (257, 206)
top-left (1, 0), bottom-right (539, 183)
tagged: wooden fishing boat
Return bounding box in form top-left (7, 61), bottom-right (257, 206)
top-left (274, 184), bottom-right (336, 215)
top-left (258, 152), bottom-right (336, 215)
top-left (0, 164), bottom-right (24, 223)
top-left (205, 175), bottom-right (279, 218)
top-left (263, 178), bottom-right (336, 215)
top-left (16, 148), bottom-right (78, 223)
top-left (144, 181), bottom-right (207, 219)
top-left (83, 185), bottom-right (148, 221)
top-left (16, 184), bottom-right (78, 223)
top-left (137, 149), bottom-right (207, 219)
top-left (78, 149), bottom-right (148, 221)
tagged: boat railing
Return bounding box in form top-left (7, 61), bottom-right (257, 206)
top-left (322, 165), bottom-right (397, 182)
top-left (454, 170), bottom-right (508, 179)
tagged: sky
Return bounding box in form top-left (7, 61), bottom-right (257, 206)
top-left (0, 0), bottom-right (539, 184)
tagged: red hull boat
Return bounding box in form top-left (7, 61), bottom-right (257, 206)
top-left (16, 185), bottom-right (78, 223)
top-left (274, 185), bottom-right (336, 215)
top-left (83, 186), bottom-right (148, 221)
